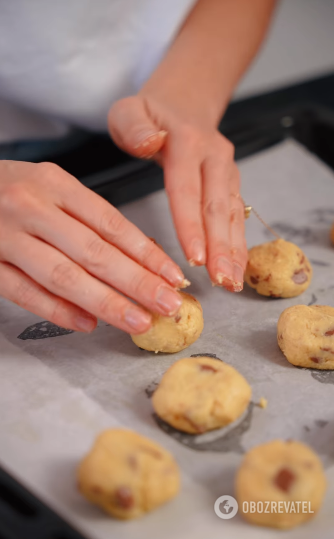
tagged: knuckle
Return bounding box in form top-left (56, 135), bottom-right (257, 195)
top-left (37, 161), bottom-right (62, 181)
top-left (49, 299), bottom-right (71, 327)
top-left (51, 263), bottom-right (80, 290)
top-left (15, 279), bottom-right (39, 309)
top-left (205, 198), bottom-right (229, 217)
top-left (230, 205), bottom-right (243, 224)
top-left (100, 209), bottom-right (126, 239)
top-left (98, 290), bottom-right (117, 319)
top-left (82, 237), bottom-right (109, 268)
top-left (130, 271), bottom-right (152, 297)
top-left (0, 183), bottom-right (32, 214)
top-left (138, 241), bottom-right (156, 267)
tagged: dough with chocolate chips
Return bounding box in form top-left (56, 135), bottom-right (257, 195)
top-left (152, 356), bottom-right (251, 433)
top-left (77, 429), bottom-right (180, 520)
top-left (278, 304), bottom-right (334, 369)
top-left (236, 440), bottom-right (326, 529)
top-left (245, 239), bottom-right (312, 298)
top-left (131, 292), bottom-right (203, 353)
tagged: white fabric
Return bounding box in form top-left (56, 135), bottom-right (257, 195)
top-left (0, 0), bottom-right (197, 143)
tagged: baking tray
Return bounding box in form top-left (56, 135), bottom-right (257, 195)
top-left (1, 139), bottom-right (334, 539)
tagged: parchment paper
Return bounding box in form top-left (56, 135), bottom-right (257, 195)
top-left (1, 140), bottom-right (334, 539)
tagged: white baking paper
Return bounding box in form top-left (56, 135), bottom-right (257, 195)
top-left (1, 140), bottom-right (334, 539)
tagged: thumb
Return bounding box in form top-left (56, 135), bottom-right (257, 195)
top-left (108, 96), bottom-right (167, 159)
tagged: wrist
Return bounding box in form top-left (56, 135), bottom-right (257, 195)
top-left (139, 77), bottom-right (225, 131)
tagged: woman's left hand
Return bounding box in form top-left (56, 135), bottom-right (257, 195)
top-left (108, 94), bottom-right (247, 292)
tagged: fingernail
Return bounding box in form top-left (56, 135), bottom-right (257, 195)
top-left (216, 257), bottom-right (233, 282)
top-left (179, 278), bottom-right (191, 289)
top-left (134, 130), bottom-right (167, 149)
top-left (160, 261), bottom-right (184, 287)
top-left (233, 263), bottom-right (244, 284)
top-left (125, 308), bottom-right (152, 332)
top-left (156, 286), bottom-right (182, 315)
top-left (232, 283), bottom-right (243, 292)
top-left (75, 315), bottom-right (96, 333)
top-left (189, 240), bottom-right (206, 266)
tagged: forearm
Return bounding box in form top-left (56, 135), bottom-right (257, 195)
top-left (140, 0), bottom-right (277, 128)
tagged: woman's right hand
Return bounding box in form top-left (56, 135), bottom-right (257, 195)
top-left (0, 160), bottom-right (186, 334)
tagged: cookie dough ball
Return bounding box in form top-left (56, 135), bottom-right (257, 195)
top-left (77, 429), bottom-right (180, 519)
top-left (236, 440), bottom-right (326, 530)
top-left (278, 304), bottom-right (334, 369)
top-left (245, 239), bottom-right (312, 298)
top-left (131, 292), bottom-right (203, 353)
top-left (152, 356), bottom-right (251, 433)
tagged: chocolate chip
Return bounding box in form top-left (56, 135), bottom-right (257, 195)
top-left (269, 292), bottom-right (281, 298)
top-left (325, 329), bottom-right (334, 336)
top-left (292, 270), bottom-right (308, 284)
top-left (199, 364), bottom-right (218, 372)
top-left (320, 347), bottom-right (334, 354)
top-left (250, 276), bottom-right (259, 285)
top-left (310, 357), bottom-right (322, 363)
top-left (264, 274), bottom-right (272, 282)
top-left (274, 468), bottom-right (296, 492)
top-left (174, 314), bottom-right (182, 323)
top-left (115, 486), bottom-right (134, 509)
top-left (127, 455), bottom-right (138, 470)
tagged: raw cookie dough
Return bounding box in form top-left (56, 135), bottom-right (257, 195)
top-left (131, 292), bottom-right (203, 353)
top-left (236, 439), bottom-right (326, 530)
top-left (245, 239), bottom-right (312, 298)
top-left (77, 429), bottom-right (180, 520)
top-left (152, 356), bottom-right (251, 433)
top-left (278, 304), bottom-right (334, 369)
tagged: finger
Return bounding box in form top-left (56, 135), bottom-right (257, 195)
top-left (163, 133), bottom-right (206, 266)
top-left (202, 151), bottom-right (234, 287)
top-left (52, 171), bottom-right (186, 288)
top-left (4, 234), bottom-right (152, 335)
top-left (229, 165), bottom-right (248, 291)
top-left (0, 262), bottom-right (97, 332)
top-left (27, 206), bottom-right (183, 316)
top-left (108, 96), bottom-right (167, 158)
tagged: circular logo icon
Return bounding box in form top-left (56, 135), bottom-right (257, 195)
top-left (214, 495), bottom-right (238, 519)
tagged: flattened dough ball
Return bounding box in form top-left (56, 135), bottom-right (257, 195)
top-left (245, 239), bottom-right (312, 298)
top-left (77, 429), bottom-right (180, 519)
top-left (278, 304), bottom-right (334, 369)
top-left (131, 292), bottom-right (203, 353)
top-left (152, 356), bottom-right (251, 433)
top-left (236, 440), bottom-right (326, 530)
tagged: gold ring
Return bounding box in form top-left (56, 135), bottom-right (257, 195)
top-left (244, 205), bottom-right (252, 219)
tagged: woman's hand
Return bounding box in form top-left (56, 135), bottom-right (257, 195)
top-left (0, 161), bottom-right (186, 333)
top-left (108, 95), bottom-right (247, 291)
